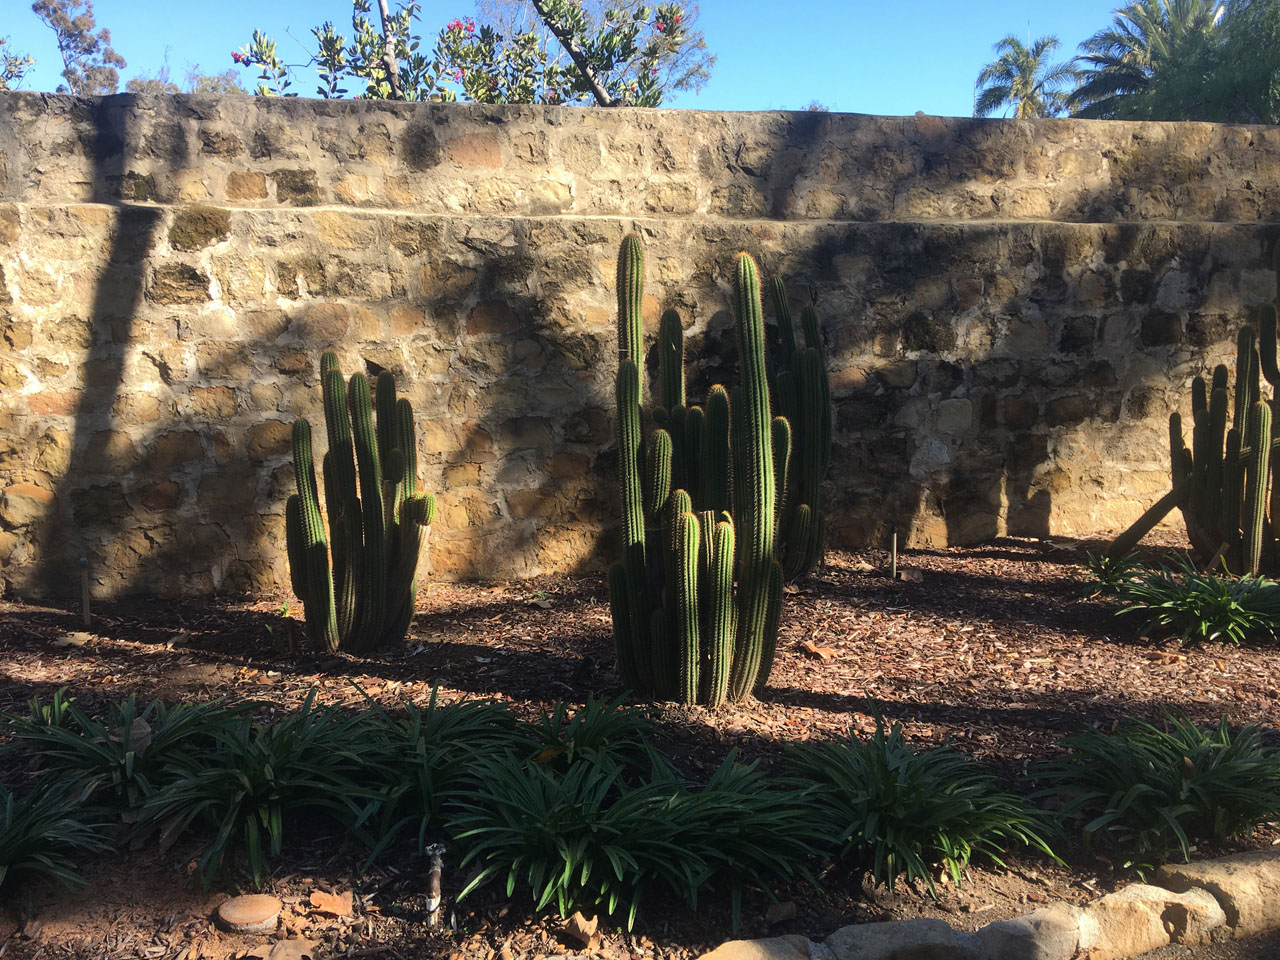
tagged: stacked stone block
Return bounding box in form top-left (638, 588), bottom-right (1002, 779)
top-left (0, 92), bottom-right (1276, 596)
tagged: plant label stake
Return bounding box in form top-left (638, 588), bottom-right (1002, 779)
top-left (890, 525), bottom-right (898, 581)
top-left (425, 843), bottom-right (445, 928)
top-left (80, 557), bottom-right (91, 627)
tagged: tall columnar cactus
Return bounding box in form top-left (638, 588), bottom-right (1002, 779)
top-left (1109, 245), bottom-right (1280, 575)
top-left (285, 351), bottom-right (436, 652)
top-left (767, 278), bottom-right (832, 581)
top-left (608, 235), bottom-right (791, 706)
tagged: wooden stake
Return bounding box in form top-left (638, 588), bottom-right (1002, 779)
top-left (80, 557), bottom-right (91, 627)
top-left (890, 526), bottom-right (898, 581)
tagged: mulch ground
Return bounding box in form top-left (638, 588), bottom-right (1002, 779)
top-left (2, 535), bottom-right (1279, 960)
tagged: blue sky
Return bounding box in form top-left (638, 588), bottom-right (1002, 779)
top-left (7, 0), bottom-right (1124, 117)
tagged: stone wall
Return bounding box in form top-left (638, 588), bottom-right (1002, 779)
top-left (0, 92), bottom-right (1277, 597)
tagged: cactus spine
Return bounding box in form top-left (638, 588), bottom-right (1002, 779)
top-left (285, 351), bottom-right (436, 652)
top-left (1110, 243), bottom-right (1280, 573)
top-left (608, 235), bottom-right (790, 705)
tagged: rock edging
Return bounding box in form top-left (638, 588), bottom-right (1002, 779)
top-left (699, 848), bottom-right (1280, 960)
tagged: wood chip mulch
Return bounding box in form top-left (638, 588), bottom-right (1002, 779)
top-left (2, 535), bottom-right (1279, 960)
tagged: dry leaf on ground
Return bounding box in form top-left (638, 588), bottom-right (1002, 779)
top-left (308, 889), bottom-right (353, 918)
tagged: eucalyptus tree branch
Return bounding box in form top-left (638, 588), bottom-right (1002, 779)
top-left (529, 0), bottom-right (616, 106)
top-left (375, 0), bottom-right (406, 99)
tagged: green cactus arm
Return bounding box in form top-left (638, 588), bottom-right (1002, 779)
top-left (291, 418), bottom-right (339, 652)
top-left (659, 309), bottom-right (686, 411)
top-left (321, 350), bottom-right (339, 380)
top-left (1190, 376), bottom-right (1210, 511)
top-left (322, 451), bottom-right (357, 645)
top-left (396, 398), bottom-right (418, 499)
top-left (769, 277), bottom-right (799, 360)
top-left (783, 501), bottom-right (814, 583)
top-left (284, 494), bottom-right (309, 605)
top-left (380, 494), bottom-right (430, 646)
top-left (624, 541), bottom-right (654, 695)
top-left (1261, 305), bottom-right (1280, 389)
top-left (731, 252), bottom-right (777, 567)
top-left (646, 429), bottom-right (673, 520)
top-left (1222, 427), bottom-right (1244, 570)
top-left (802, 307), bottom-right (832, 470)
top-left (375, 372), bottom-right (398, 484)
top-left (1212, 364), bottom-right (1229, 395)
top-left (649, 608), bottom-right (674, 702)
top-left (1244, 401), bottom-right (1272, 575)
top-left (618, 235), bottom-right (644, 367)
top-left (772, 415), bottom-right (792, 542)
top-left (348, 372), bottom-right (387, 650)
top-left (683, 405), bottom-right (704, 505)
top-left (1207, 387), bottom-right (1228, 503)
top-left (728, 252), bottom-right (778, 700)
top-left (753, 560), bottom-right (784, 697)
top-left (609, 562), bottom-right (641, 691)
top-left (1169, 412), bottom-right (1191, 488)
top-left (704, 517), bottom-right (736, 709)
top-left (676, 511), bottom-right (701, 706)
top-left (618, 360), bottom-right (647, 554)
top-left (322, 366), bottom-right (358, 506)
top-left (702, 385), bottom-right (732, 514)
top-left (1234, 326), bottom-right (1259, 440)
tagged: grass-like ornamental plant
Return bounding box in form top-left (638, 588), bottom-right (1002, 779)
top-left (449, 751), bottom-right (824, 929)
top-left (0, 785), bottom-right (109, 891)
top-left (354, 688), bottom-right (521, 861)
top-left (143, 692), bottom-right (382, 886)
top-left (1082, 551), bottom-right (1146, 597)
top-left (4, 688), bottom-right (243, 807)
top-left (526, 694), bottom-right (658, 772)
top-left (1036, 715), bottom-right (1280, 871)
top-left (786, 718), bottom-right (1056, 892)
top-left (1115, 556), bottom-right (1280, 645)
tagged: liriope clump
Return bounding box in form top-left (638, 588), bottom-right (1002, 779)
top-left (285, 351), bottom-right (436, 652)
top-left (610, 234), bottom-right (815, 706)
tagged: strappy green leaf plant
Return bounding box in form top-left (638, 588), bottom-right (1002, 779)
top-left (1036, 715), bottom-right (1280, 872)
top-left (0, 785), bottom-right (109, 892)
top-left (786, 717), bottom-right (1056, 893)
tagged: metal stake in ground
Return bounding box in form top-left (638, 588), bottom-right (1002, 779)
top-left (425, 843), bottom-right (445, 928)
top-left (80, 557), bottom-right (90, 627)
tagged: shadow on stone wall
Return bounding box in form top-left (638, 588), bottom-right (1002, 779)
top-left (32, 100), bottom-right (173, 594)
top-left (6, 99), bottom-right (1279, 602)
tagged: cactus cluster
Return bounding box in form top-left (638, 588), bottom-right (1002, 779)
top-left (1110, 249), bottom-right (1280, 574)
top-left (608, 235), bottom-right (830, 706)
top-left (285, 351), bottom-right (436, 652)
top-left (768, 278), bottom-right (832, 581)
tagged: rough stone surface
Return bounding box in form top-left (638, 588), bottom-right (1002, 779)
top-left (976, 904), bottom-right (1083, 960)
top-left (1, 92), bottom-right (1278, 596)
top-left (216, 894), bottom-right (281, 934)
top-left (1079, 883), bottom-right (1226, 959)
top-left (823, 918), bottom-right (980, 959)
top-left (699, 936), bottom-right (833, 960)
top-left (1155, 849), bottom-right (1280, 937)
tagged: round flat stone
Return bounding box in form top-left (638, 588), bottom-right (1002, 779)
top-left (216, 894), bottom-right (282, 934)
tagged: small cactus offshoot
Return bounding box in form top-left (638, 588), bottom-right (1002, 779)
top-left (285, 351), bottom-right (436, 652)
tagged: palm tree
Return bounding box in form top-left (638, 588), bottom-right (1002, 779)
top-left (974, 35), bottom-right (1078, 118)
top-left (1067, 0), bottom-right (1226, 119)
